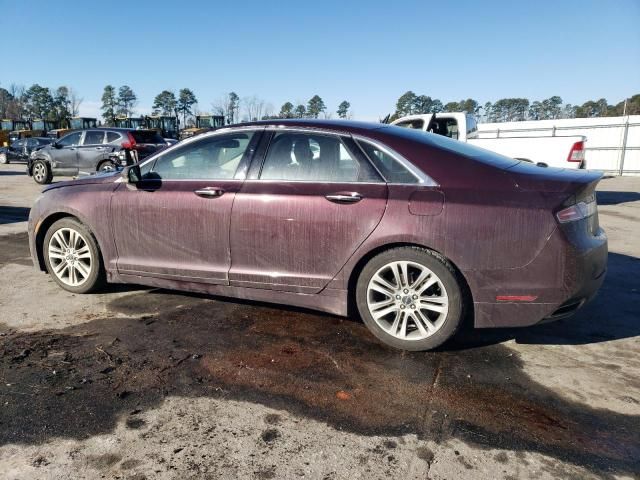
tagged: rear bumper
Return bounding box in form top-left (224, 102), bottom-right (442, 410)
top-left (469, 224), bottom-right (607, 328)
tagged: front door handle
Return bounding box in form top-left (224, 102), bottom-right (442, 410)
top-left (195, 187), bottom-right (225, 198)
top-left (325, 192), bottom-right (363, 204)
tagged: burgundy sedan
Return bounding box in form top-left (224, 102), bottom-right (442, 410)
top-left (28, 120), bottom-right (607, 350)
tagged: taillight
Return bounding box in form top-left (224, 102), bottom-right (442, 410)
top-left (556, 200), bottom-right (597, 223)
top-left (121, 132), bottom-right (137, 150)
top-left (567, 141), bottom-right (585, 162)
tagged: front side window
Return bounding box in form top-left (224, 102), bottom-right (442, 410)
top-left (58, 132), bottom-right (82, 147)
top-left (147, 131), bottom-right (254, 180)
top-left (358, 140), bottom-right (420, 184)
top-left (260, 132), bottom-right (360, 182)
top-left (83, 131), bottom-right (105, 145)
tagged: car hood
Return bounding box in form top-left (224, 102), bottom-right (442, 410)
top-left (42, 170), bottom-right (121, 193)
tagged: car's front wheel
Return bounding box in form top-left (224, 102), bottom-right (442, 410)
top-left (43, 218), bottom-right (105, 293)
top-left (97, 160), bottom-right (117, 172)
top-left (32, 160), bottom-right (52, 184)
top-left (355, 247), bottom-right (464, 351)
top-left (0, 153), bottom-right (8, 164)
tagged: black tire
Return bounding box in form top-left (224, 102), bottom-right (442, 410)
top-left (355, 247), bottom-right (464, 351)
top-left (97, 160), bottom-right (117, 172)
top-left (43, 218), bottom-right (105, 294)
top-left (0, 153), bottom-right (8, 164)
top-left (32, 159), bottom-right (52, 184)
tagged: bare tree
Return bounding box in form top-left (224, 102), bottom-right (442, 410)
top-left (69, 88), bottom-right (83, 116)
top-left (212, 92), bottom-right (240, 124)
top-left (243, 95), bottom-right (268, 122)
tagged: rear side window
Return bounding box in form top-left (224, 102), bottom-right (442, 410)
top-left (83, 131), bottom-right (104, 145)
top-left (106, 132), bottom-right (121, 143)
top-left (358, 140), bottom-right (420, 184)
top-left (131, 130), bottom-right (165, 144)
top-left (260, 132), bottom-right (365, 182)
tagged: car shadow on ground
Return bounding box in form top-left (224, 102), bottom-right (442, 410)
top-left (596, 190), bottom-right (640, 206)
top-left (0, 206), bottom-right (30, 224)
top-left (0, 170), bottom-right (27, 176)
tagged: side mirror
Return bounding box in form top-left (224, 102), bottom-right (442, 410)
top-left (53, 142), bottom-right (62, 149)
top-left (126, 165), bottom-right (142, 184)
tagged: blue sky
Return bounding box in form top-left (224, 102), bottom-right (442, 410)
top-left (1, 0), bottom-right (639, 120)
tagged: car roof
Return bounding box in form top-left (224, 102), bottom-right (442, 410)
top-left (227, 119), bottom-right (389, 135)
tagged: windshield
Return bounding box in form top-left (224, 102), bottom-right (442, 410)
top-left (1, 121), bottom-right (12, 130)
top-left (199, 117), bottom-right (213, 128)
top-left (32, 121), bottom-right (45, 130)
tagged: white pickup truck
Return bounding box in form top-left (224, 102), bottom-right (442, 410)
top-left (391, 113), bottom-right (587, 169)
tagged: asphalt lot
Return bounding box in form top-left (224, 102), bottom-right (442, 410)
top-left (0, 162), bottom-right (638, 480)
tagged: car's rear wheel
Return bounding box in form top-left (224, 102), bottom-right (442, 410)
top-left (355, 247), bottom-right (463, 351)
top-left (43, 218), bottom-right (105, 293)
top-left (0, 153), bottom-right (8, 164)
top-left (32, 160), bottom-right (52, 184)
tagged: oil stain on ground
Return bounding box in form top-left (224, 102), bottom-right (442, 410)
top-left (0, 290), bottom-right (638, 478)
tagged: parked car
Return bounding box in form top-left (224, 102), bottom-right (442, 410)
top-left (27, 128), bottom-right (168, 184)
top-left (392, 113), bottom-right (587, 169)
top-left (27, 120), bottom-right (607, 351)
top-left (0, 137), bottom-right (52, 164)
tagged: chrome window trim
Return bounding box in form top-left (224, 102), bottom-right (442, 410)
top-left (352, 135), bottom-right (438, 187)
top-left (136, 127), bottom-right (262, 181)
top-left (136, 126), bottom-right (262, 171)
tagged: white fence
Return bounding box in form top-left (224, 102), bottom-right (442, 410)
top-left (476, 115), bottom-right (640, 175)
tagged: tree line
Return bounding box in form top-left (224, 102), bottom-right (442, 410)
top-left (391, 91), bottom-right (640, 122)
top-left (0, 84), bottom-right (82, 123)
top-left (211, 92), bottom-right (352, 122)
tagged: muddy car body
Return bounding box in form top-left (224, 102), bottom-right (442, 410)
top-left (28, 120), bottom-right (607, 350)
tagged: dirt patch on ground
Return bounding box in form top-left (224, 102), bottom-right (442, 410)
top-left (0, 291), bottom-right (638, 478)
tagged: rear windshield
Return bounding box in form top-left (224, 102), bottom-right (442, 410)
top-left (383, 125), bottom-right (519, 169)
top-left (131, 130), bottom-right (165, 144)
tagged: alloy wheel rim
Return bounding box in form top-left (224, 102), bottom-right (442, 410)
top-left (100, 163), bottom-right (114, 172)
top-left (34, 163), bottom-right (45, 181)
top-left (366, 260), bottom-right (448, 341)
top-left (48, 227), bottom-right (93, 286)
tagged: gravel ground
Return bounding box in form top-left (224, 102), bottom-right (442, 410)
top-left (0, 163), bottom-right (638, 479)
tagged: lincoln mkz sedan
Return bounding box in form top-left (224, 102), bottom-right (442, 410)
top-left (28, 120), bottom-right (607, 350)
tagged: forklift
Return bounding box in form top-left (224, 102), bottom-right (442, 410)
top-left (114, 116), bottom-right (146, 129)
top-left (8, 120), bottom-right (35, 143)
top-left (47, 117), bottom-right (96, 140)
top-left (0, 119), bottom-right (13, 147)
top-left (179, 115), bottom-right (225, 140)
top-left (31, 119), bottom-right (59, 136)
top-left (145, 115), bottom-right (179, 139)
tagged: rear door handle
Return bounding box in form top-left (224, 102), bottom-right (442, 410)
top-left (325, 192), bottom-right (363, 204)
top-left (195, 187), bottom-right (225, 198)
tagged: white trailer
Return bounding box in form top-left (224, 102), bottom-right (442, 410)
top-left (477, 115), bottom-right (640, 175)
